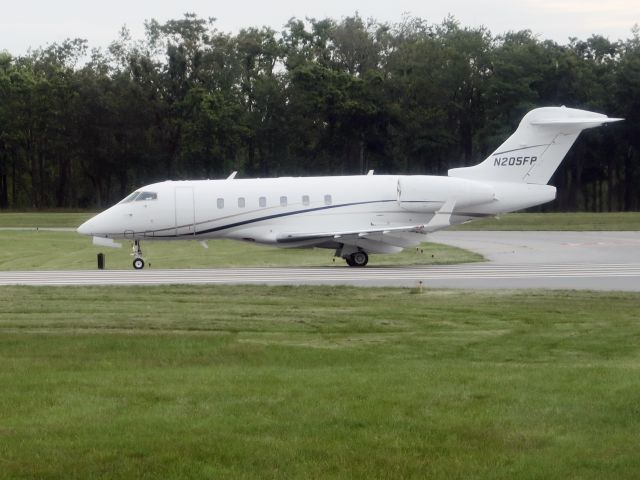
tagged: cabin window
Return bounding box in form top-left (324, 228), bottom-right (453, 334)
top-left (136, 192), bottom-right (157, 201)
top-left (259, 196), bottom-right (266, 208)
top-left (302, 195), bottom-right (310, 206)
top-left (324, 194), bottom-right (332, 206)
top-left (217, 198), bottom-right (224, 209)
top-left (238, 197), bottom-right (245, 208)
top-left (280, 196), bottom-right (288, 207)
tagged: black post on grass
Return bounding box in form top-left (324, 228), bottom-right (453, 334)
top-left (97, 253), bottom-right (105, 270)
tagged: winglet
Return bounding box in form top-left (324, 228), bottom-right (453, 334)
top-left (424, 199), bottom-right (456, 232)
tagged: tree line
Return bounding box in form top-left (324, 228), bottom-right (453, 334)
top-left (1, 14), bottom-right (639, 210)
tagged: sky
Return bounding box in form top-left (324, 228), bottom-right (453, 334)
top-left (1, 0), bottom-right (639, 55)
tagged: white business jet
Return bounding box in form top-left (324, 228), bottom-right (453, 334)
top-left (77, 107), bottom-right (621, 269)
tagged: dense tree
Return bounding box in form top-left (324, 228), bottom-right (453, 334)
top-left (0, 14), bottom-right (638, 210)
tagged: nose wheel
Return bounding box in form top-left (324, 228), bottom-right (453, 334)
top-left (132, 240), bottom-right (145, 269)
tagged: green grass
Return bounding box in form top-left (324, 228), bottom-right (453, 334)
top-left (454, 211), bottom-right (640, 230)
top-left (0, 231), bottom-right (481, 269)
top-left (1, 285), bottom-right (639, 479)
top-left (0, 211), bottom-right (94, 228)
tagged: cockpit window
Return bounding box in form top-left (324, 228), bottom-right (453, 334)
top-left (119, 191), bottom-right (140, 204)
top-left (118, 191), bottom-right (158, 204)
top-left (136, 192), bottom-right (158, 201)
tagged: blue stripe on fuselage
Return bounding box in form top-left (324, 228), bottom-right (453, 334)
top-left (170, 199), bottom-right (397, 238)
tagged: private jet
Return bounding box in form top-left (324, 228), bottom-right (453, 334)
top-left (77, 106), bottom-right (621, 268)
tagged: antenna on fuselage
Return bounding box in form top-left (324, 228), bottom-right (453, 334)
top-left (227, 171), bottom-right (238, 180)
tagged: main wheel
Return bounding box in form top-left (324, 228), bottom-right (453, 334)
top-left (133, 257), bottom-right (145, 270)
top-left (349, 251), bottom-right (368, 267)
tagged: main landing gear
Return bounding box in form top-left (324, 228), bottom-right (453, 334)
top-left (132, 240), bottom-right (145, 269)
top-left (344, 250), bottom-right (369, 267)
top-left (337, 245), bottom-right (369, 267)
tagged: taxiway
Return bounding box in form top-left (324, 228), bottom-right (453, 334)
top-left (1, 231), bottom-right (639, 290)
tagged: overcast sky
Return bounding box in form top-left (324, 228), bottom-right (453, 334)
top-left (1, 0), bottom-right (639, 55)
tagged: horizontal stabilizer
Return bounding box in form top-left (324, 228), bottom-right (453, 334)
top-left (530, 117), bottom-right (623, 126)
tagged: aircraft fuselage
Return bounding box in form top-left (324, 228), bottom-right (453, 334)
top-left (77, 175), bottom-right (554, 250)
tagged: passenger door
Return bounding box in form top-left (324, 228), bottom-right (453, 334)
top-left (175, 187), bottom-right (195, 236)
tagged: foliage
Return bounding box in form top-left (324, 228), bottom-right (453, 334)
top-left (1, 14), bottom-right (639, 210)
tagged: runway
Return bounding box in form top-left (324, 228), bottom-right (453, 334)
top-left (0, 264), bottom-right (640, 291)
top-left (2, 232), bottom-right (639, 290)
top-left (1, 263), bottom-right (640, 290)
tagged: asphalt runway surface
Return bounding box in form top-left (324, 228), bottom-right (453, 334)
top-left (1, 231), bottom-right (639, 290)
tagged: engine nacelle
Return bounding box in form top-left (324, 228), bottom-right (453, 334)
top-left (397, 176), bottom-right (495, 212)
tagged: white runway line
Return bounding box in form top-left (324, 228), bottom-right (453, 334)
top-left (1, 263), bottom-right (640, 289)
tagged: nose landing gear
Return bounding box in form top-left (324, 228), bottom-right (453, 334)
top-left (132, 240), bottom-right (145, 269)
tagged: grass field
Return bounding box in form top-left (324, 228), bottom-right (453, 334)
top-left (0, 211), bottom-right (93, 228)
top-left (0, 230), bottom-right (481, 270)
top-left (0, 286), bottom-right (639, 479)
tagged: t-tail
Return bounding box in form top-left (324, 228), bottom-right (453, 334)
top-left (448, 107), bottom-right (622, 184)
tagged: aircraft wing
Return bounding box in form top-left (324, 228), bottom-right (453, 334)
top-left (276, 224), bottom-right (427, 243)
top-left (276, 200), bottom-right (456, 249)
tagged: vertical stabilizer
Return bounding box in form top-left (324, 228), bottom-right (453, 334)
top-left (448, 107), bottom-right (622, 184)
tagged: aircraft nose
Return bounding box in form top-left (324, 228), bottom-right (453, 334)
top-left (76, 219), bottom-right (93, 235)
